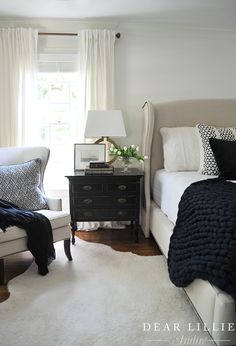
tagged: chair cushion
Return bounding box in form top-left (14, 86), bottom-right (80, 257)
top-left (0, 210), bottom-right (70, 243)
top-left (37, 210), bottom-right (70, 229)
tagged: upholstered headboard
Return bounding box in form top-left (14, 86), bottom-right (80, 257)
top-left (141, 99), bottom-right (236, 237)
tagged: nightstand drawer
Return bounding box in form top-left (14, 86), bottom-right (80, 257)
top-left (73, 195), bottom-right (137, 207)
top-left (73, 208), bottom-right (137, 220)
top-left (107, 182), bottom-right (137, 193)
top-left (71, 183), bottom-right (103, 194)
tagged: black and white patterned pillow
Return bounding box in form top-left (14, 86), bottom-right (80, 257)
top-left (0, 159), bottom-right (48, 210)
top-left (196, 123), bottom-right (236, 175)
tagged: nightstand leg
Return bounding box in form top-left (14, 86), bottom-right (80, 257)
top-left (134, 220), bottom-right (139, 243)
top-left (0, 258), bottom-right (4, 285)
top-left (71, 221), bottom-right (77, 245)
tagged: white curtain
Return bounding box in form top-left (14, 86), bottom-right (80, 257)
top-left (78, 29), bottom-right (116, 140)
top-left (0, 28), bottom-right (38, 146)
top-left (78, 29), bottom-right (123, 231)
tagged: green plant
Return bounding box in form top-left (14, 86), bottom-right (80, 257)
top-left (109, 144), bottom-right (145, 162)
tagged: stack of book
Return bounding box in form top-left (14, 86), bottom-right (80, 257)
top-left (85, 162), bottom-right (114, 175)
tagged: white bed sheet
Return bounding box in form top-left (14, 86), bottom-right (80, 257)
top-left (152, 170), bottom-right (216, 224)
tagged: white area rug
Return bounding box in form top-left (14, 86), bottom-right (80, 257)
top-left (0, 239), bottom-right (213, 346)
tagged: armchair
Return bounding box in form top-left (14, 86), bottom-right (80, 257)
top-left (0, 146), bottom-right (72, 284)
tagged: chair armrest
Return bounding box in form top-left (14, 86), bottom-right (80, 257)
top-left (45, 197), bottom-right (62, 211)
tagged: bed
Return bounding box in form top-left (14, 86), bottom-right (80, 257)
top-left (141, 99), bottom-right (236, 346)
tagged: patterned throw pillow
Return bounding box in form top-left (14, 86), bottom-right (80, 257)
top-left (196, 123), bottom-right (236, 175)
top-left (0, 159), bottom-right (48, 210)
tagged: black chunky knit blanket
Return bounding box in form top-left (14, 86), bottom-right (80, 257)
top-left (0, 199), bottom-right (55, 275)
top-left (168, 178), bottom-right (236, 301)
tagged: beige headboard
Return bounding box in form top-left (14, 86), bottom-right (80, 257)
top-left (141, 99), bottom-right (236, 237)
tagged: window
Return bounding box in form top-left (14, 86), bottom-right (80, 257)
top-left (36, 71), bottom-right (79, 190)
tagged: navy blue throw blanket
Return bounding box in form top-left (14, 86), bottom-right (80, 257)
top-left (0, 199), bottom-right (55, 275)
top-left (168, 178), bottom-right (236, 301)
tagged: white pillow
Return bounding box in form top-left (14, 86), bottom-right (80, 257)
top-left (196, 123), bottom-right (236, 175)
top-left (160, 127), bottom-right (200, 171)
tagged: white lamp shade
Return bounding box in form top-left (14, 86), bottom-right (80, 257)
top-left (84, 110), bottom-right (126, 138)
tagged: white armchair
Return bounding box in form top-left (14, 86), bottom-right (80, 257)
top-left (0, 146), bottom-right (72, 284)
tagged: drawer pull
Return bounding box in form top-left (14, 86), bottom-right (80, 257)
top-left (83, 211), bottom-right (93, 217)
top-left (118, 184), bottom-right (127, 191)
top-left (83, 185), bottom-right (92, 191)
top-left (117, 198), bottom-right (127, 204)
top-left (83, 198), bottom-right (93, 205)
top-left (117, 211), bottom-right (127, 216)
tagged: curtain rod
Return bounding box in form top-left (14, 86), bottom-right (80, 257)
top-left (38, 32), bottom-right (121, 38)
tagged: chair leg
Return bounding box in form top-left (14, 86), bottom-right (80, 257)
top-left (64, 239), bottom-right (72, 261)
top-left (0, 258), bottom-right (4, 285)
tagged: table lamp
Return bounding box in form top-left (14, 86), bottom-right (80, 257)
top-left (84, 110), bottom-right (126, 162)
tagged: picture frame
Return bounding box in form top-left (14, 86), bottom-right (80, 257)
top-left (74, 143), bottom-right (106, 170)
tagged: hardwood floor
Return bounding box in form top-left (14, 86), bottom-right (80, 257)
top-left (76, 227), bottom-right (161, 256)
top-left (0, 228), bottom-right (161, 303)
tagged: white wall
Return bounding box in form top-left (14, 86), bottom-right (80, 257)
top-left (115, 23), bottom-right (236, 147)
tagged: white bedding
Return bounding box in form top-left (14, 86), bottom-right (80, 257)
top-left (152, 170), bottom-right (216, 224)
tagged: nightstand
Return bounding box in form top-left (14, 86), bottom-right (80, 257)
top-left (66, 168), bottom-right (143, 244)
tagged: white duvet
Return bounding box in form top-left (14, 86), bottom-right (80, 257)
top-left (152, 170), bottom-right (216, 224)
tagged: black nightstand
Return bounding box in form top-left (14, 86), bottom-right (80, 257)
top-left (66, 168), bottom-right (143, 244)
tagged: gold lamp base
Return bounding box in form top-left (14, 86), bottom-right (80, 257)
top-left (94, 136), bottom-right (117, 164)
